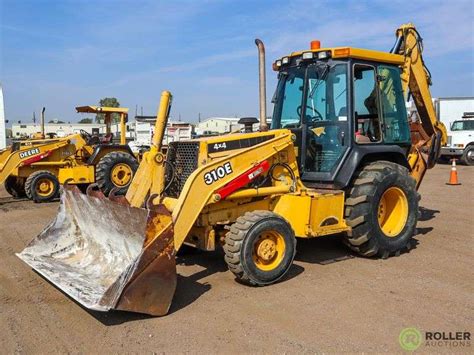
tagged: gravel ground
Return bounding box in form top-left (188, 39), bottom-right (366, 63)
top-left (0, 163), bottom-right (472, 353)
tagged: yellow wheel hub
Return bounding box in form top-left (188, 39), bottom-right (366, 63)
top-left (377, 187), bottom-right (409, 237)
top-left (111, 163), bottom-right (132, 187)
top-left (36, 178), bottom-right (54, 197)
top-left (253, 231), bottom-right (286, 271)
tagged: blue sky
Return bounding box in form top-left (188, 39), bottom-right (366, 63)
top-left (1, 0), bottom-right (473, 124)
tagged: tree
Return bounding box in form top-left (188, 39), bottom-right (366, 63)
top-left (96, 97), bottom-right (120, 123)
top-left (78, 118), bottom-right (93, 124)
top-left (48, 120), bottom-right (65, 123)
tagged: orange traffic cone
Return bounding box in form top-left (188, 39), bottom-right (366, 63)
top-left (446, 159), bottom-right (461, 185)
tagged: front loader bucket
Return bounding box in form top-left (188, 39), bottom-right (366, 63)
top-left (16, 185), bottom-right (177, 316)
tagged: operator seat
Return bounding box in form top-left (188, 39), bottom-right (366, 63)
top-left (101, 133), bottom-right (114, 144)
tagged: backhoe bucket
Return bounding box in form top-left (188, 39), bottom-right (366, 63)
top-left (17, 185), bottom-right (177, 316)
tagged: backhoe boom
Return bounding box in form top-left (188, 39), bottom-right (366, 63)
top-left (393, 23), bottom-right (448, 185)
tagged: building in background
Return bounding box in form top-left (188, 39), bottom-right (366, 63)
top-left (195, 117), bottom-right (243, 135)
top-left (0, 85), bottom-right (5, 149)
top-left (11, 122), bottom-right (104, 138)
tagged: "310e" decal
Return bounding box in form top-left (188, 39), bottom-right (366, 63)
top-left (204, 162), bottom-right (233, 185)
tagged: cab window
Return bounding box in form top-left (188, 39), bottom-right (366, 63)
top-left (353, 65), bottom-right (382, 143)
top-left (378, 66), bottom-right (411, 144)
top-left (271, 67), bottom-right (305, 129)
top-left (304, 63), bottom-right (348, 173)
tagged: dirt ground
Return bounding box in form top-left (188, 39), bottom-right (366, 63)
top-left (0, 163), bottom-right (472, 353)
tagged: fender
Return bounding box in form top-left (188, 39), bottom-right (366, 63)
top-left (87, 144), bottom-right (135, 165)
top-left (334, 144), bottom-right (410, 189)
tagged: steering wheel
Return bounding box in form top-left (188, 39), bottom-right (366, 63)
top-left (297, 105), bottom-right (323, 121)
top-left (79, 129), bottom-right (92, 140)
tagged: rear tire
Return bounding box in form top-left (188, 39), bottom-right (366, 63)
top-left (95, 151), bottom-right (138, 196)
top-left (4, 176), bottom-right (26, 198)
top-left (344, 161), bottom-right (418, 258)
top-left (461, 146), bottom-right (474, 166)
top-left (224, 211), bottom-right (296, 286)
top-left (25, 170), bottom-right (60, 203)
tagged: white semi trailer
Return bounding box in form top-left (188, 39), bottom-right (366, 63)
top-left (129, 115), bottom-right (194, 153)
top-left (437, 97), bottom-right (474, 165)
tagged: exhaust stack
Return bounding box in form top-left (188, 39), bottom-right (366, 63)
top-left (41, 107), bottom-right (45, 139)
top-left (255, 39), bottom-right (268, 132)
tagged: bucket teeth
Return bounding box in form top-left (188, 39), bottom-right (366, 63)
top-left (108, 187), bottom-right (130, 206)
top-left (86, 183), bottom-right (106, 199)
top-left (146, 193), bottom-right (160, 210)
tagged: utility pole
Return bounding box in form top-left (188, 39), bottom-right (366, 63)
top-left (33, 111), bottom-right (36, 124)
top-left (198, 112), bottom-right (201, 123)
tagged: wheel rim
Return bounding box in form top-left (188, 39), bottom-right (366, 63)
top-left (377, 187), bottom-right (409, 237)
top-left (36, 178), bottom-right (54, 197)
top-left (467, 149), bottom-right (474, 164)
top-left (110, 163), bottom-right (132, 187)
top-left (252, 231), bottom-right (286, 271)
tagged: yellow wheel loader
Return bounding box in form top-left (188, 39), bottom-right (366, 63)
top-left (1, 106), bottom-right (138, 202)
top-left (18, 24), bottom-right (447, 316)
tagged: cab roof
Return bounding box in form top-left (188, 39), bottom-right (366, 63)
top-left (75, 106), bottom-right (129, 114)
top-left (278, 47), bottom-right (405, 66)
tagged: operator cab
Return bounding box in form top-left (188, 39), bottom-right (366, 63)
top-left (271, 46), bottom-right (411, 188)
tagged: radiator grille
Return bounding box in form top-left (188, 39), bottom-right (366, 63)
top-left (164, 141), bottom-right (199, 197)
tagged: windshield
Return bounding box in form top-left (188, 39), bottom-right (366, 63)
top-left (451, 120), bottom-right (474, 131)
top-left (271, 67), bottom-right (305, 129)
top-left (271, 62), bottom-right (348, 129)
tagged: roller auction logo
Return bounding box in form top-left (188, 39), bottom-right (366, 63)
top-left (399, 328), bottom-right (422, 351)
top-left (399, 327), bottom-right (471, 351)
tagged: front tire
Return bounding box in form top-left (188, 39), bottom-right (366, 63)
top-left (344, 161), bottom-right (418, 258)
top-left (224, 211), bottom-right (296, 286)
top-left (461, 146), bottom-right (474, 166)
top-left (25, 171), bottom-right (59, 203)
top-left (95, 152), bottom-right (138, 195)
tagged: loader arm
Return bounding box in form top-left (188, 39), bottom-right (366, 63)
top-left (393, 23), bottom-right (448, 186)
top-left (167, 132), bottom-right (295, 251)
top-left (125, 91), bottom-right (172, 207)
top-left (0, 140), bottom-right (69, 184)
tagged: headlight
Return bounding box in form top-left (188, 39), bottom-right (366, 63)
top-left (302, 52), bottom-right (313, 60)
top-left (317, 51), bottom-right (331, 59)
top-left (272, 60), bottom-right (282, 71)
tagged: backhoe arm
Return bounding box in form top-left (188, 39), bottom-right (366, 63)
top-left (392, 23), bottom-right (448, 186)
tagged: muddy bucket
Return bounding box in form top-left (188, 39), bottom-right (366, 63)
top-left (17, 185), bottom-right (177, 316)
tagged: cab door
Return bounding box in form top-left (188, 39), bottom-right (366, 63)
top-left (377, 65), bottom-right (411, 145)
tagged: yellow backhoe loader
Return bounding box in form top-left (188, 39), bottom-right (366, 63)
top-left (1, 106), bottom-right (138, 202)
top-left (18, 23), bottom-right (446, 316)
